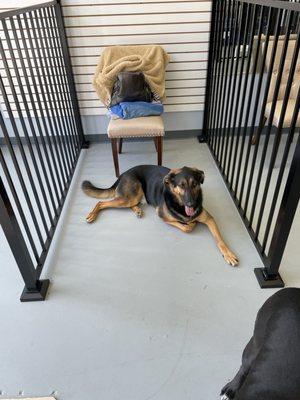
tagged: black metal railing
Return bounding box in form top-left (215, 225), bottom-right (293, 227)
top-left (203, 0), bottom-right (300, 287)
top-left (0, 0), bottom-right (88, 301)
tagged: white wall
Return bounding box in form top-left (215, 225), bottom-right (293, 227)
top-left (0, 0), bottom-right (210, 135)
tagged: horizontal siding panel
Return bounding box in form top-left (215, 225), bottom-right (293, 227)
top-left (70, 52), bottom-right (207, 66)
top-left (76, 87), bottom-right (205, 100)
top-left (1, 79), bottom-right (206, 94)
top-left (64, 12), bottom-right (210, 26)
top-left (62, 0), bottom-right (209, 5)
top-left (74, 70), bottom-right (206, 84)
top-left (164, 79), bottom-right (205, 88)
top-left (67, 32), bottom-right (209, 47)
top-left (0, 63), bottom-right (207, 79)
top-left (69, 42), bottom-right (209, 56)
top-left (71, 61), bottom-right (207, 75)
top-left (1, 50), bottom-right (207, 64)
top-left (62, 2), bottom-right (211, 16)
top-left (65, 22), bottom-right (210, 37)
top-left (4, 89), bottom-right (205, 104)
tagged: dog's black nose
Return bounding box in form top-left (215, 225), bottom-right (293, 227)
top-left (186, 202), bottom-right (193, 207)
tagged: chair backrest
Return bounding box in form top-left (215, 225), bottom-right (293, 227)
top-left (262, 34), bottom-right (300, 103)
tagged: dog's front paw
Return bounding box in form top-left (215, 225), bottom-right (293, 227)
top-left (86, 212), bottom-right (97, 223)
top-left (219, 244), bottom-right (239, 267)
top-left (220, 383), bottom-right (235, 399)
top-left (220, 395), bottom-right (231, 400)
top-left (136, 210), bottom-right (144, 218)
top-left (136, 209), bottom-right (144, 218)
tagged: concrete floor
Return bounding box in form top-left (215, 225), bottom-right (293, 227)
top-left (0, 138), bottom-right (299, 400)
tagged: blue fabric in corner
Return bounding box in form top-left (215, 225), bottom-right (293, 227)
top-left (110, 101), bottom-right (163, 119)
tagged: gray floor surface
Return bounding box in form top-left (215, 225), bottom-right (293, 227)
top-left (0, 138), bottom-right (299, 400)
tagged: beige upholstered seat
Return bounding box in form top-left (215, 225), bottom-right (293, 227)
top-left (108, 115), bottom-right (165, 176)
top-left (108, 116), bottom-right (165, 139)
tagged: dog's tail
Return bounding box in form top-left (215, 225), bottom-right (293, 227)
top-left (81, 179), bottom-right (119, 199)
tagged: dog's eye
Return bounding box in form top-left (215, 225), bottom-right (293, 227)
top-left (180, 183), bottom-right (185, 188)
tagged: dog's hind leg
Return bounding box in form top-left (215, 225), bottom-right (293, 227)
top-left (86, 197), bottom-right (133, 223)
top-left (86, 180), bottom-right (144, 223)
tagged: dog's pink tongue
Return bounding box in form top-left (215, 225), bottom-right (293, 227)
top-left (185, 206), bottom-right (195, 216)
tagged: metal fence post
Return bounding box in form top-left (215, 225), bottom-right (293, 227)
top-left (54, 0), bottom-right (89, 149)
top-left (0, 177), bottom-right (50, 301)
top-left (254, 132), bottom-right (300, 288)
top-left (198, 0), bottom-right (216, 143)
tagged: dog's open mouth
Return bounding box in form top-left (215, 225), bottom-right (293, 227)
top-left (184, 206), bottom-right (196, 217)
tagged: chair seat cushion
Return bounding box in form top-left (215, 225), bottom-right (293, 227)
top-left (108, 116), bottom-right (165, 138)
top-left (265, 99), bottom-right (300, 128)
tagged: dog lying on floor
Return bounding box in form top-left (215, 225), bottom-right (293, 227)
top-left (82, 165), bottom-right (238, 266)
top-left (221, 288), bottom-right (300, 400)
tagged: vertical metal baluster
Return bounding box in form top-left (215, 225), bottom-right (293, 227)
top-left (243, 8), bottom-right (276, 218)
top-left (0, 94), bottom-right (45, 251)
top-left (218, 1), bottom-right (240, 171)
top-left (0, 148), bottom-right (39, 263)
top-left (209, 0), bottom-right (224, 153)
top-left (35, 8), bottom-right (74, 175)
top-left (41, 6), bottom-right (77, 166)
top-left (49, 5), bottom-right (81, 153)
top-left (215, 0), bottom-right (232, 161)
top-left (228, 3), bottom-right (252, 187)
top-left (45, 6), bottom-right (78, 160)
top-left (16, 14), bottom-right (62, 208)
top-left (219, 1), bottom-right (240, 173)
top-left (254, 110), bottom-right (300, 288)
top-left (257, 19), bottom-right (299, 244)
top-left (0, 25), bottom-right (49, 244)
top-left (54, 1), bottom-right (87, 149)
top-left (32, 9), bottom-right (72, 182)
top-left (23, 11), bottom-right (65, 196)
top-left (202, 0), bottom-right (217, 144)
top-left (224, 2), bottom-right (245, 178)
top-left (211, 0), bottom-right (228, 155)
top-left (9, 16), bottom-right (56, 226)
top-left (262, 88), bottom-right (300, 254)
top-left (234, 5), bottom-right (260, 194)
top-left (239, 7), bottom-right (272, 210)
top-left (250, 10), bottom-right (292, 231)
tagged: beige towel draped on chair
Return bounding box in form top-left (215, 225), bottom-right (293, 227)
top-left (93, 45), bottom-right (170, 176)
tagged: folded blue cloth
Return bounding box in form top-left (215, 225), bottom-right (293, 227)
top-left (109, 101), bottom-right (163, 119)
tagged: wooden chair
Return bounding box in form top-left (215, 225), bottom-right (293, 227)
top-left (251, 34), bottom-right (300, 145)
top-left (107, 116), bottom-right (164, 177)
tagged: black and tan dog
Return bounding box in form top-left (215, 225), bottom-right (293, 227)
top-left (82, 165), bottom-right (238, 266)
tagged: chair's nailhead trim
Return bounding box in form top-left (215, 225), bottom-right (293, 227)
top-left (108, 132), bottom-right (165, 139)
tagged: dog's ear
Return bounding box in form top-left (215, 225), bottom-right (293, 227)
top-left (192, 168), bottom-right (205, 184)
top-left (198, 170), bottom-right (205, 184)
top-left (163, 171), bottom-right (176, 186)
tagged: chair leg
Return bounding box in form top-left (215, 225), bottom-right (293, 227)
top-left (153, 137), bottom-right (158, 152)
top-left (156, 136), bottom-right (163, 166)
top-left (111, 138), bottom-right (120, 177)
top-left (251, 116), bottom-right (267, 145)
top-left (118, 138), bottom-right (123, 154)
